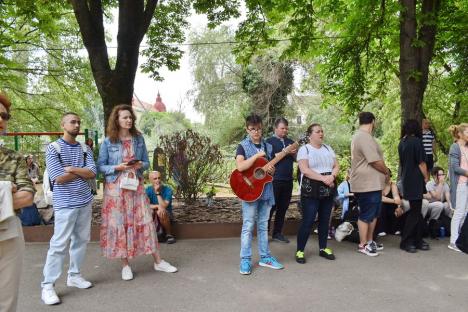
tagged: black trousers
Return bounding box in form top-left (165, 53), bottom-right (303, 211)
top-left (426, 154), bottom-right (434, 171)
top-left (400, 199), bottom-right (424, 248)
top-left (269, 180), bottom-right (293, 235)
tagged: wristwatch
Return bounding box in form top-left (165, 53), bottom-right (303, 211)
top-left (156, 192), bottom-right (161, 196)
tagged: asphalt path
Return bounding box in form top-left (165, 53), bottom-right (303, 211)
top-left (18, 235), bottom-right (468, 312)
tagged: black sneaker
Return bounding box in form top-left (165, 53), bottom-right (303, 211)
top-left (272, 233), bottom-right (290, 243)
top-left (295, 250), bottom-right (306, 264)
top-left (166, 235), bottom-right (176, 244)
top-left (319, 248), bottom-right (336, 260)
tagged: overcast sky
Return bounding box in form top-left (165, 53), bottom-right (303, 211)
top-left (108, 10), bottom-right (242, 123)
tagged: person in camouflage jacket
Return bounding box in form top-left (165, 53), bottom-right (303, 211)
top-left (0, 92), bottom-right (35, 312)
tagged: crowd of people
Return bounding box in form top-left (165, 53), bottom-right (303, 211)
top-left (0, 90), bottom-right (466, 311)
top-left (235, 112), bottom-right (467, 275)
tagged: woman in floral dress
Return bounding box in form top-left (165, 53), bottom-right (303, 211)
top-left (98, 104), bottom-right (177, 280)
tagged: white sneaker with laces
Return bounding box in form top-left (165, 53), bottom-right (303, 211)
top-left (67, 275), bottom-right (93, 289)
top-left (154, 260), bottom-right (178, 273)
top-left (121, 265), bottom-right (134, 281)
top-left (41, 284), bottom-right (60, 305)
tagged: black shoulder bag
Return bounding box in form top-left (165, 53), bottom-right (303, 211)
top-left (300, 145), bottom-right (336, 199)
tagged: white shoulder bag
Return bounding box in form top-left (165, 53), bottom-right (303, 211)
top-left (0, 181), bottom-right (14, 222)
top-left (120, 171), bottom-right (139, 191)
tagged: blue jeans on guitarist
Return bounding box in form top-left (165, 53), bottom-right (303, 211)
top-left (240, 200), bottom-right (271, 260)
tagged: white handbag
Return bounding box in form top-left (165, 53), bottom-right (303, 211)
top-left (0, 181), bottom-right (14, 222)
top-left (120, 171), bottom-right (139, 191)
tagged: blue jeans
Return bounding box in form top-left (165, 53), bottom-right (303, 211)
top-left (297, 196), bottom-right (334, 251)
top-left (240, 200), bottom-right (271, 260)
top-left (42, 202), bottom-right (92, 287)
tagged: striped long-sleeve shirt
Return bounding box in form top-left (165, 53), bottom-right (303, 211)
top-left (46, 138), bottom-right (96, 209)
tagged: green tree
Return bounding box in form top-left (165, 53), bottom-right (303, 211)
top-left (234, 0), bottom-right (467, 126)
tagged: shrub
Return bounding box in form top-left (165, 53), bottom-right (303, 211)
top-left (160, 129), bottom-right (224, 204)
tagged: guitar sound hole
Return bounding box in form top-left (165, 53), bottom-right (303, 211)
top-left (254, 168), bottom-right (266, 179)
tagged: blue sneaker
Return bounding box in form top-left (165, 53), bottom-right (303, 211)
top-left (259, 256), bottom-right (284, 270)
top-left (240, 259), bottom-right (251, 275)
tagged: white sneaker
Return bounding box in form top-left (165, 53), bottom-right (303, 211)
top-left (377, 232), bottom-right (387, 237)
top-left (448, 243), bottom-right (462, 252)
top-left (121, 265), bottom-right (133, 281)
top-left (154, 260), bottom-right (178, 273)
top-left (41, 284), bottom-right (60, 305)
top-left (67, 275), bottom-right (93, 289)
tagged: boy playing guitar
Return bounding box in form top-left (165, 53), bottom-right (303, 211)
top-left (235, 114), bottom-right (284, 275)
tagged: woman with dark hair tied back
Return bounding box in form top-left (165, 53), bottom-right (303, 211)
top-left (398, 119), bottom-right (430, 253)
top-left (98, 104), bottom-right (177, 281)
top-left (295, 123), bottom-right (339, 263)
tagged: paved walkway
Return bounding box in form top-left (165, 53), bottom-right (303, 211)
top-left (19, 236), bottom-right (467, 312)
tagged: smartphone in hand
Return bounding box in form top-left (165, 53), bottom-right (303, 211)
top-left (126, 159), bottom-right (140, 166)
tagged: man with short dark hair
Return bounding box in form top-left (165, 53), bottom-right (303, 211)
top-left (41, 112), bottom-right (97, 305)
top-left (426, 166), bottom-right (453, 219)
top-left (350, 112), bottom-right (390, 256)
top-left (0, 92), bottom-right (36, 312)
top-left (266, 117), bottom-right (297, 243)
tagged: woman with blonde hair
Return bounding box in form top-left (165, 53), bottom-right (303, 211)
top-left (447, 123), bottom-right (468, 252)
top-left (98, 104), bottom-right (177, 280)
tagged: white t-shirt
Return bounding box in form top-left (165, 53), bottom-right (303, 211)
top-left (297, 144), bottom-right (336, 174)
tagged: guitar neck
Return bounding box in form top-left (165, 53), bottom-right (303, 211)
top-left (265, 142), bottom-right (298, 168)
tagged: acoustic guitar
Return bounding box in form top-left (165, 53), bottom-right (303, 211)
top-left (230, 137), bottom-right (306, 202)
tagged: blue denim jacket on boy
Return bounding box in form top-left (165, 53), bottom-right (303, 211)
top-left (97, 135), bottom-right (150, 183)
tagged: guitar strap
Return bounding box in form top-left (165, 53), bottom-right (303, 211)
top-left (262, 140), bottom-right (271, 161)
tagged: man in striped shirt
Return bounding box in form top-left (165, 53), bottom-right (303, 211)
top-left (422, 119), bottom-right (437, 172)
top-left (41, 112), bottom-right (96, 305)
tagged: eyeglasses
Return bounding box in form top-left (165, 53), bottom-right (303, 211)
top-left (248, 128), bottom-right (262, 133)
top-left (437, 174), bottom-right (446, 176)
top-left (0, 112), bottom-right (11, 120)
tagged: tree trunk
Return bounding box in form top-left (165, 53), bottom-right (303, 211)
top-left (70, 0), bottom-right (158, 130)
top-left (399, 0), bottom-right (440, 125)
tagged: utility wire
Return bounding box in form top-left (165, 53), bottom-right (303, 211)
top-left (4, 36), bottom-right (348, 53)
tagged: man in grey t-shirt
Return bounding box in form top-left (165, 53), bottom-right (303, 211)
top-left (426, 166), bottom-right (453, 219)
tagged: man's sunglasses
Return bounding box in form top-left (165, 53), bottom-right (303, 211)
top-left (0, 112), bottom-right (11, 120)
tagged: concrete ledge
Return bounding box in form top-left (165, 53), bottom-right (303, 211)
top-left (22, 220), bottom-right (301, 242)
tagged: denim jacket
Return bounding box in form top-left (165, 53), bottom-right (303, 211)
top-left (97, 135), bottom-right (150, 183)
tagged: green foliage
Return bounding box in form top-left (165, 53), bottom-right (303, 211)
top-left (242, 56), bottom-right (294, 132)
top-left (137, 111), bottom-right (192, 152)
top-left (159, 129), bottom-right (224, 204)
top-left (188, 26), bottom-right (250, 145)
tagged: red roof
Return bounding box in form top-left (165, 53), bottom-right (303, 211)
top-left (132, 92), bottom-right (166, 113)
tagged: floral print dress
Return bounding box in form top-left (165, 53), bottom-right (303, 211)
top-left (100, 139), bottom-right (158, 259)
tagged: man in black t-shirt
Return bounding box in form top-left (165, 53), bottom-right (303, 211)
top-left (266, 118), bottom-right (297, 243)
top-left (398, 119), bottom-right (430, 253)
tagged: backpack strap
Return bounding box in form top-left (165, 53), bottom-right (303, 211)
top-left (79, 142), bottom-right (88, 167)
top-left (49, 141), bottom-right (61, 191)
top-left (50, 141), bottom-right (62, 165)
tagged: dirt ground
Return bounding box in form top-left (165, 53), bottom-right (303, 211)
top-left (91, 195), bottom-right (305, 225)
